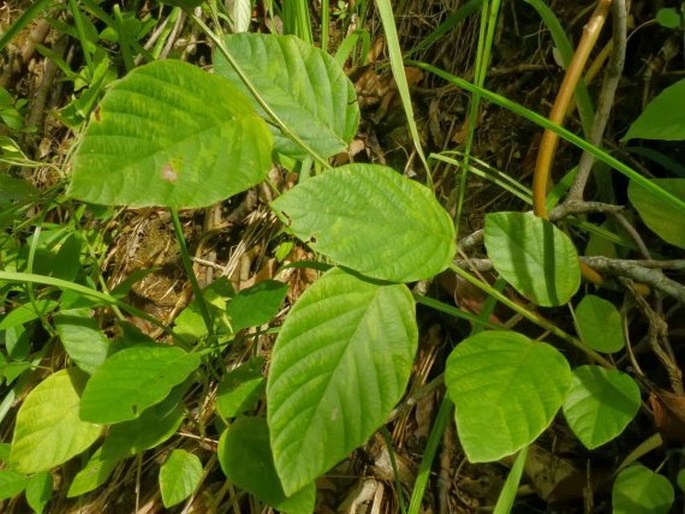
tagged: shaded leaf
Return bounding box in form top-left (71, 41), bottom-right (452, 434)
top-left (55, 309), bottom-right (110, 374)
top-left (26, 472), bottom-right (52, 514)
top-left (575, 295), bottom-right (624, 353)
top-left (628, 178), bottom-right (685, 249)
top-left (228, 280), bottom-right (288, 332)
top-left (218, 418), bottom-right (316, 513)
top-left (563, 366), bottom-right (640, 449)
top-left (80, 344), bottom-right (200, 424)
top-left (216, 358), bottom-right (265, 418)
top-left (612, 464), bottom-right (674, 514)
top-left (484, 212), bottom-right (580, 306)
top-left (0, 470), bottom-right (27, 501)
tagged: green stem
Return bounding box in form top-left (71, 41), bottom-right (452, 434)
top-left (169, 208), bottom-right (213, 337)
top-left (448, 263), bottom-right (612, 367)
top-left (407, 395), bottom-right (453, 514)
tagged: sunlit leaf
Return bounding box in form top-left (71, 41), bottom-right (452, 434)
top-left (445, 330), bottom-right (571, 462)
top-left (10, 369), bottom-right (102, 473)
top-left (272, 163), bottom-right (455, 282)
top-left (267, 268), bottom-right (417, 494)
top-left (159, 449), bottom-right (203, 508)
top-left (55, 309), bottom-right (110, 374)
top-left (214, 33), bottom-right (359, 159)
top-left (68, 59), bottom-right (272, 208)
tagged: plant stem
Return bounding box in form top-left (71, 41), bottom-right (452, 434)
top-left (532, 0), bottom-right (611, 219)
top-left (448, 263), bottom-right (613, 367)
top-left (169, 208), bottom-right (214, 338)
top-left (406, 395), bottom-right (453, 514)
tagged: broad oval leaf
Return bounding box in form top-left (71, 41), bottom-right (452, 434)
top-left (612, 464), bottom-right (674, 514)
top-left (216, 358), bottom-right (265, 418)
top-left (80, 344), bottom-right (200, 424)
top-left (68, 59), bottom-right (273, 208)
top-left (484, 211), bottom-right (580, 306)
top-left (271, 164), bottom-right (456, 282)
top-left (624, 78), bottom-right (685, 142)
top-left (575, 295), bottom-right (624, 353)
top-left (218, 418), bottom-right (316, 512)
top-left (563, 366), bottom-right (640, 449)
top-left (227, 280), bottom-right (288, 333)
top-left (214, 33), bottom-right (359, 159)
top-left (159, 449), bottom-right (203, 508)
top-left (628, 178), bottom-right (685, 249)
top-left (267, 268), bottom-right (418, 495)
top-left (445, 330), bottom-right (572, 462)
top-left (10, 369), bottom-right (102, 473)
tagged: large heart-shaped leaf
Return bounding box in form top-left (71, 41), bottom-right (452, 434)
top-left (271, 163), bottom-right (455, 282)
top-left (80, 344), bottom-right (200, 424)
top-left (484, 211), bottom-right (580, 306)
top-left (218, 417), bottom-right (315, 513)
top-left (68, 59), bottom-right (272, 208)
top-left (214, 33), bottom-right (359, 159)
top-left (563, 366), bottom-right (640, 450)
top-left (10, 369), bottom-right (102, 473)
top-left (623, 79), bottom-right (685, 142)
top-left (445, 330), bottom-right (572, 462)
top-left (628, 178), bottom-right (685, 249)
top-left (267, 268), bottom-right (417, 495)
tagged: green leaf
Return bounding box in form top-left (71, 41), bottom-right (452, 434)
top-left (624, 79), bottom-right (685, 142)
top-left (484, 212), bottom-right (580, 306)
top-left (267, 268), bottom-right (417, 495)
top-left (575, 295), bottom-right (624, 353)
top-left (159, 0), bottom-right (204, 7)
top-left (0, 299), bottom-right (58, 331)
top-left (80, 344), bottom-right (200, 424)
top-left (227, 280), bottom-right (288, 332)
top-left (214, 33), bottom-right (359, 159)
top-left (271, 164), bottom-right (455, 282)
top-left (26, 471), bottom-right (52, 514)
top-left (10, 369), bottom-right (102, 473)
top-left (677, 469), bottom-right (685, 492)
top-left (0, 470), bottom-right (27, 501)
top-left (628, 178), bottom-right (685, 249)
top-left (444, 330), bottom-right (571, 462)
top-left (159, 449), bottom-right (203, 508)
top-left (216, 358), bottom-right (265, 419)
top-left (217, 418), bottom-right (316, 512)
top-left (68, 59), bottom-right (273, 208)
top-left (563, 366), bottom-right (640, 449)
top-left (67, 447), bottom-right (119, 498)
top-left (55, 309), bottom-right (110, 374)
top-left (656, 8), bottom-right (682, 29)
top-left (69, 398), bottom-right (185, 497)
top-left (612, 464), bottom-right (674, 514)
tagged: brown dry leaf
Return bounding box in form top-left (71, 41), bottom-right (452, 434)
top-left (649, 390), bottom-right (685, 444)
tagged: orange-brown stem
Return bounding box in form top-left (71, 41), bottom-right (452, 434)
top-left (532, 0), bottom-right (612, 219)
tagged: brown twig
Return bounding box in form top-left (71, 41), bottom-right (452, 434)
top-left (532, 0), bottom-right (612, 219)
top-left (567, 0), bottom-right (627, 203)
